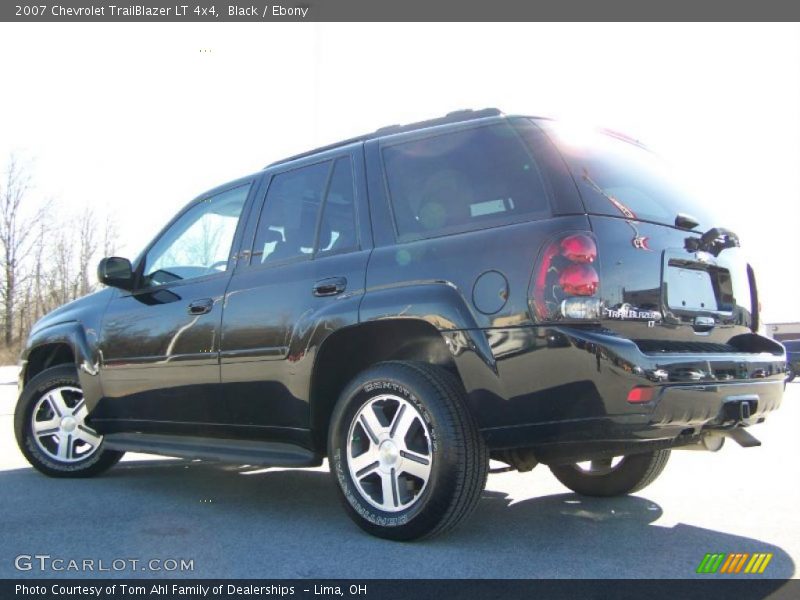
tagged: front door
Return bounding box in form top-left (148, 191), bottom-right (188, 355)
top-left (94, 181), bottom-right (254, 433)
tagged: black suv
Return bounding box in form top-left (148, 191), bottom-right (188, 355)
top-left (15, 109), bottom-right (786, 540)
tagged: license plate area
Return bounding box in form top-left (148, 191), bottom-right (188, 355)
top-left (664, 258), bottom-right (735, 313)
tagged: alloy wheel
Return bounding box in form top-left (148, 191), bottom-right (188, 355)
top-left (347, 394), bottom-right (432, 512)
top-left (31, 386), bottom-right (103, 463)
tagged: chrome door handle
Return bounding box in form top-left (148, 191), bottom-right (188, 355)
top-left (188, 298), bottom-right (214, 315)
top-left (313, 277), bottom-right (347, 297)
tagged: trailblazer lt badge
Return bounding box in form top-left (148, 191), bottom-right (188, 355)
top-left (603, 303), bottom-right (663, 321)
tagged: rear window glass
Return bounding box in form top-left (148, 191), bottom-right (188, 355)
top-left (382, 123), bottom-right (552, 240)
top-left (535, 119), bottom-right (713, 228)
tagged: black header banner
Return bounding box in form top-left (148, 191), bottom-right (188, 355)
top-left (4, 0), bottom-right (800, 22)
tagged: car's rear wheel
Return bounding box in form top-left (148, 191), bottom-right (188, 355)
top-left (549, 449), bottom-right (670, 497)
top-left (15, 365), bottom-right (124, 477)
top-left (328, 361), bottom-right (488, 540)
top-left (786, 366), bottom-right (795, 382)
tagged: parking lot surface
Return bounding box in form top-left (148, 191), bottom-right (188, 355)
top-left (1, 366), bottom-right (797, 580)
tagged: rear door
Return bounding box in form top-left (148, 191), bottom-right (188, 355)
top-left (219, 145), bottom-right (371, 442)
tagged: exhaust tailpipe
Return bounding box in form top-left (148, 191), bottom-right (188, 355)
top-left (676, 434), bottom-right (725, 452)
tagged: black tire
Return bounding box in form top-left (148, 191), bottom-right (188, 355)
top-left (549, 449), bottom-right (670, 497)
top-left (15, 365), bottom-right (124, 478)
top-left (786, 368), bottom-right (795, 383)
top-left (328, 361), bottom-right (488, 540)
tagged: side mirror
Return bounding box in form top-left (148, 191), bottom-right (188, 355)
top-left (97, 257), bottom-right (134, 290)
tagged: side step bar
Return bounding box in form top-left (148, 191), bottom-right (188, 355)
top-left (104, 433), bottom-right (322, 467)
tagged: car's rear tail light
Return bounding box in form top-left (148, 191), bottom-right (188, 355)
top-left (627, 386), bottom-right (655, 403)
top-left (532, 232), bottom-right (602, 321)
top-left (560, 233), bottom-right (597, 263)
top-left (559, 264), bottom-right (599, 296)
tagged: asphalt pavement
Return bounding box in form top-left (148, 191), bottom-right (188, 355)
top-left (1, 367), bottom-right (797, 579)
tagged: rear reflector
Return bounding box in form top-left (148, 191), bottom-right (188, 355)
top-left (627, 386), bottom-right (656, 403)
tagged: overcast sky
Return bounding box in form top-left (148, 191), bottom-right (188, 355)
top-left (0, 23), bottom-right (798, 323)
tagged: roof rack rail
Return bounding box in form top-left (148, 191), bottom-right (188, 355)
top-left (267, 107), bottom-right (504, 168)
top-left (373, 107), bottom-right (503, 136)
top-left (598, 127), bottom-right (645, 148)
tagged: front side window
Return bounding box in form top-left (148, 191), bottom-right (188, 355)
top-left (382, 123), bottom-right (552, 240)
top-left (143, 184), bottom-right (250, 287)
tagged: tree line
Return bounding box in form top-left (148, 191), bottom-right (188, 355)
top-left (0, 155), bottom-right (118, 360)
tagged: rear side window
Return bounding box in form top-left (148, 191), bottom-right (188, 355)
top-left (382, 123), bottom-right (552, 240)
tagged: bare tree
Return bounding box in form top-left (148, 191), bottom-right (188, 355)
top-left (0, 156), bottom-right (128, 354)
top-left (31, 217), bottom-right (48, 320)
top-left (0, 155), bottom-right (43, 347)
top-left (77, 208), bottom-right (97, 297)
top-left (102, 214), bottom-right (119, 258)
top-left (52, 227), bottom-right (78, 306)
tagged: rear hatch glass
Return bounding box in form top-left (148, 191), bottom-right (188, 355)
top-left (532, 118), bottom-right (713, 229)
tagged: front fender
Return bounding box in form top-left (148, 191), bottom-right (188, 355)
top-left (22, 321), bottom-right (103, 413)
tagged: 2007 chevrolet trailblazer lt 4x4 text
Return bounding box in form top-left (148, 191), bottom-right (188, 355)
top-left (14, 109), bottom-right (786, 539)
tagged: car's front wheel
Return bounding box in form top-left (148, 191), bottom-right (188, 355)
top-left (328, 361), bottom-right (488, 540)
top-left (14, 365), bottom-right (124, 477)
top-left (548, 449), bottom-right (670, 497)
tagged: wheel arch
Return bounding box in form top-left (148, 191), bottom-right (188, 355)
top-left (22, 322), bottom-right (103, 412)
top-left (309, 318), bottom-right (462, 453)
top-left (24, 342), bottom-right (76, 384)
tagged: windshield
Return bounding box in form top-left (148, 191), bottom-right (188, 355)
top-left (533, 118), bottom-right (713, 228)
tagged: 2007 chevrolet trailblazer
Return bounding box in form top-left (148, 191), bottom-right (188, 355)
top-left (15, 109), bottom-right (786, 539)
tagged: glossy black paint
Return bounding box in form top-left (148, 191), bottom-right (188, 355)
top-left (19, 112), bottom-right (786, 464)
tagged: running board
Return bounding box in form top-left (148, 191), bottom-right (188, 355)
top-left (104, 433), bottom-right (322, 467)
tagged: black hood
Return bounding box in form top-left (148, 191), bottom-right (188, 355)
top-left (30, 287), bottom-right (115, 336)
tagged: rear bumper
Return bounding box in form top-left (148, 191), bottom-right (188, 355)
top-left (454, 326), bottom-right (786, 455)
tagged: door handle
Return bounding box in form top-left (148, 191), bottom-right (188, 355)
top-left (187, 298), bottom-right (214, 315)
top-left (313, 277), bottom-right (347, 297)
